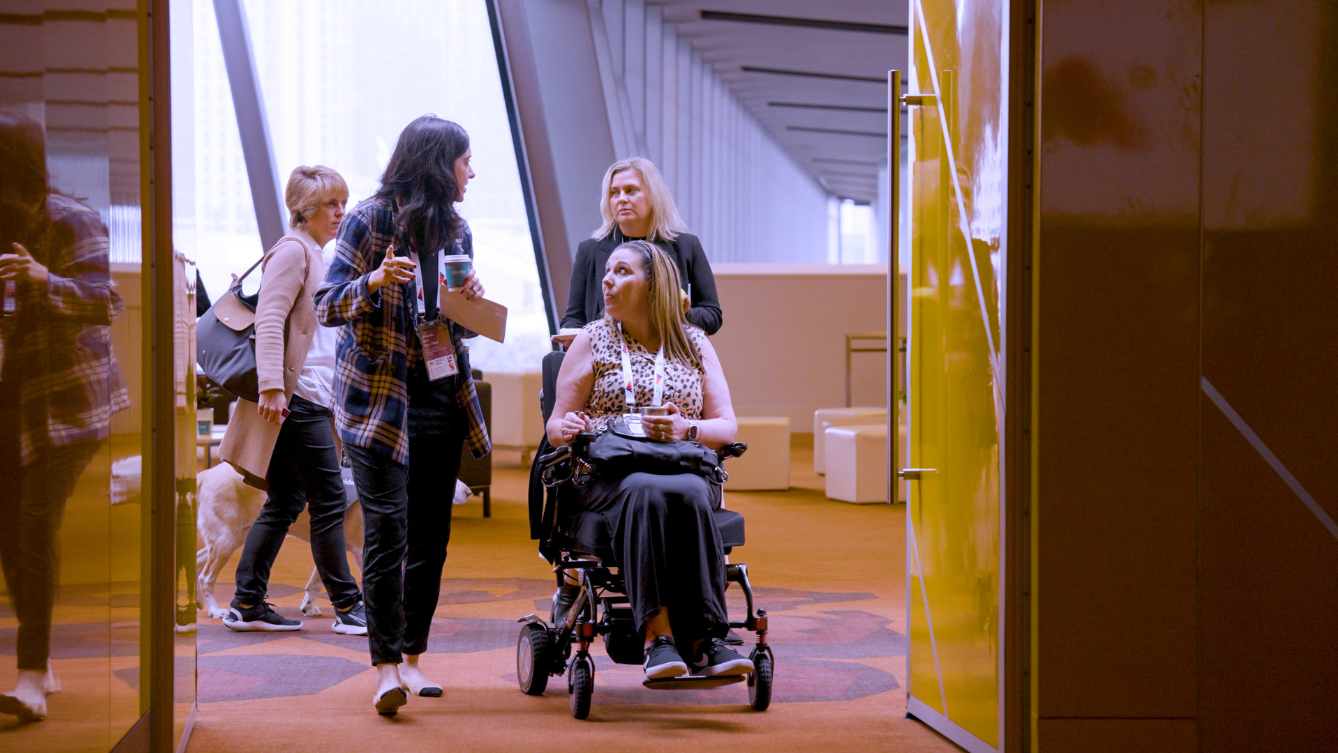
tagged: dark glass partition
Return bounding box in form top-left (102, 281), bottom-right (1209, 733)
top-left (0, 3), bottom-right (161, 749)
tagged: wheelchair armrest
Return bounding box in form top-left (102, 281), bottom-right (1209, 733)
top-left (538, 444), bottom-right (571, 470)
top-left (718, 442), bottom-right (748, 461)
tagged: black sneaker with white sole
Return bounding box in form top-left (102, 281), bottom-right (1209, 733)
top-left (332, 600), bottom-right (368, 635)
top-left (643, 636), bottom-right (689, 680)
top-left (222, 602), bottom-right (301, 632)
top-left (690, 637), bottom-right (754, 677)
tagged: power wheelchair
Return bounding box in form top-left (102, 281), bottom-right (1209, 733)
top-left (517, 350), bottom-right (775, 719)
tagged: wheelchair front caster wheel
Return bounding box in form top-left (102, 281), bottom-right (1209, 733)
top-left (517, 623), bottom-right (551, 696)
top-left (748, 651), bottom-right (773, 711)
top-left (569, 654), bottom-right (593, 719)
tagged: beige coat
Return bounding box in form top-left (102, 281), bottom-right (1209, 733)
top-left (219, 229), bottom-right (326, 489)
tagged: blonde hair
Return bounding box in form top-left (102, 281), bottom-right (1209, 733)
top-left (604, 240), bottom-right (700, 369)
top-left (593, 157), bottom-right (688, 242)
top-left (285, 165), bottom-right (349, 230)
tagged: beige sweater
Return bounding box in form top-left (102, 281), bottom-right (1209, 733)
top-left (219, 229), bottom-right (326, 489)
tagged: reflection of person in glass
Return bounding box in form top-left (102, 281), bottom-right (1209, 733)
top-left (0, 114), bottom-right (129, 722)
top-left (314, 115), bottom-right (490, 716)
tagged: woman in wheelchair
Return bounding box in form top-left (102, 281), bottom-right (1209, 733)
top-left (546, 240), bottom-right (754, 682)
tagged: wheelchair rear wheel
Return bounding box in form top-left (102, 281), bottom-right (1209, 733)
top-left (748, 649), bottom-right (773, 711)
top-left (517, 623), bottom-right (551, 696)
top-left (569, 653), bottom-right (594, 719)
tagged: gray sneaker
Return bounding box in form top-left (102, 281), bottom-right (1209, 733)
top-left (689, 637), bottom-right (754, 677)
top-left (643, 636), bottom-right (688, 680)
top-left (223, 602), bottom-right (302, 632)
top-left (332, 600), bottom-right (368, 635)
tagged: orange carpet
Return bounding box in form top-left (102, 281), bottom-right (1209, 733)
top-left (182, 437), bottom-right (958, 752)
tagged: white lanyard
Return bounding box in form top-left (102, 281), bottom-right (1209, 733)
top-left (617, 321), bottom-right (666, 410)
top-left (409, 247), bottom-right (442, 317)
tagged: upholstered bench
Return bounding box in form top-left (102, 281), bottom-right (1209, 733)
top-left (813, 407), bottom-right (887, 475)
top-left (725, 416), bottom-right (791, 491)
top-left (487, 370), bottom-right (543, 465)
top-left (824, 423), bottom-right (888, 503)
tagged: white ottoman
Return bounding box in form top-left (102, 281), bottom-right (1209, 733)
top-left (726, 417), bottom-right (790, 491)
top-left (488, 370), bottom-right (543, 463)
top-left (824, 423), bottom-right (888, 503)
top-left (813, 407), bottom-right (887, 475)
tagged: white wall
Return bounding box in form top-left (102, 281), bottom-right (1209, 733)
top-left (710, 264), bottom-right (888, 430)
top-left (589, 0), bottom-right (830, 263)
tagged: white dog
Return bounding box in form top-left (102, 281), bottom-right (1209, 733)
top-left (196, 463), bottom-right (472, 621)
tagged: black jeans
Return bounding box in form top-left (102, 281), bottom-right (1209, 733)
top-left (0, 381), bottom-right (101, 670)
top-left (583, 472), bottom-right (729, 647)
top-left (232, 394), bottom-right (361, 610)
top-left (349, 365), bottom-right (465, 666)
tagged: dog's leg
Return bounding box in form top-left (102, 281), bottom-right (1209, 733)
top-left (345, 500), bottom-right (365, 580)
top-left (300, 566), bottom-right (324, 617)
top-left (197, 543), bottom-right (233, 620)
top-left (196, 545), bottom-right (218, 619)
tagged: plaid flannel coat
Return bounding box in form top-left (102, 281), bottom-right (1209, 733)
top-left (4, 195), bottom-right (130, 464)
top-left (313, 197), bottom-right (490, 466)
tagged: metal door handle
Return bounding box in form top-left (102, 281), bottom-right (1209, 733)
top-left (890, 71), bottom-right (948, 498)
top-left (898, 468), bottom-right (937, 480)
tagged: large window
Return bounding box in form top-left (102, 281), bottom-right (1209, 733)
top-left (192, 0), bottom-right (548, 372)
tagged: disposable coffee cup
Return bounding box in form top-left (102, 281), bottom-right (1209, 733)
top-left (442, 254), bottom-right (471, 291)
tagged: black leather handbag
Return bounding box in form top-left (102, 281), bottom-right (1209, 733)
top-left (195, 256), bottom-right (265, 402)
top-left (583, 418), bottom-right (727, 484)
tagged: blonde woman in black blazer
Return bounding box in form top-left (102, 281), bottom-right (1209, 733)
top-left (556, 157), bottom-right (721, 346)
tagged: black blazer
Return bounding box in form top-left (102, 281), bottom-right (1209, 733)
top-left (560, 231), bottom-right (722, 335)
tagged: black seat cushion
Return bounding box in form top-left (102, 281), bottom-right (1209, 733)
top-left (557, 505), bottom-right (745, 562)
top-left (714, 508), bottom-right (745, 549)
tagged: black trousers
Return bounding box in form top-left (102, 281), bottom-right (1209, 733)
top-left (0, 381), bottom-right (101, 670)
top-left (232, 394), bottom-right (360, 610)
top-left (348, 365), bottom-right (465, 666)
top-left (584, 472), bottom-right (729, 646)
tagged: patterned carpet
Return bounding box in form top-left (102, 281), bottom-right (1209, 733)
top-left (2, 439), bottom-right (960, 752)
top-left (191, 581), bottom-right (905, 707)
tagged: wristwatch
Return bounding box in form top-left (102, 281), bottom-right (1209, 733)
top-left (686, 420), bottom-right (699, 442)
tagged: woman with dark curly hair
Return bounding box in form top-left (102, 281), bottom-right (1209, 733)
top-left (314, 115), bottom-right (490, 716)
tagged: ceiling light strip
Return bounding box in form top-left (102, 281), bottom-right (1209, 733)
top-left (740, 65), bottom-right (885, 84)
top-left (788, 125), bottom-right (887, 137)
top-left (700, 10), bottom-right (908, 35)
top-left (769, 102), bottom-right (887, 113)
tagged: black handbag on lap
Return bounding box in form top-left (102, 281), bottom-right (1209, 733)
top-left (583, 418), bottom-right (727, 484)
top-left (196, 256), bottom-right (265, 402)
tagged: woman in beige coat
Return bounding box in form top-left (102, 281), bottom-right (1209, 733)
top-left (218, 166), bottom-right (365, 634)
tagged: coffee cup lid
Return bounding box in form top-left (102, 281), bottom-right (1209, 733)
top-left (443, 254), bottom-right (470, 263)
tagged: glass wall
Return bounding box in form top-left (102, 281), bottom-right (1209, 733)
top-left (191, 0), bottom-right (548, 373)
top-left (0, 3), bottom-right (154, 749)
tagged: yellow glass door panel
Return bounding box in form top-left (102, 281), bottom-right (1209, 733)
top-left (904, 0), bottom-right (1008, 750)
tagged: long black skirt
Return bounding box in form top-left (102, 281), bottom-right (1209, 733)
top-left (583, 472), bottom-right (729, 645)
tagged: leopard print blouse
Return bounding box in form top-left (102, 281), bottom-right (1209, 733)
top-left (583, 317), bottom-right (707, 427)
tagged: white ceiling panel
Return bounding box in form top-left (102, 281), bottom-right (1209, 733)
top-left (652, 1), bottom-right (907, 202)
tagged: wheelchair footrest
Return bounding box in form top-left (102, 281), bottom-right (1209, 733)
top-left (642, 675), bottom-right (747, 690)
